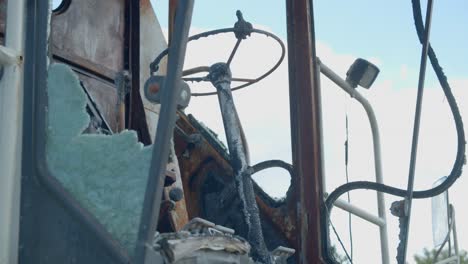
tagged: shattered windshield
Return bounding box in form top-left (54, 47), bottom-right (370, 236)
top-left (47, 64), bottom-right (153, 252)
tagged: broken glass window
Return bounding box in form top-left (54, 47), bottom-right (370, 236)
top-left (46, 63), bottom-right (153, 253)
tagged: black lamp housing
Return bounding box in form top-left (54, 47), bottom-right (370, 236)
top-left (346, 58), bottom-right (380, 89)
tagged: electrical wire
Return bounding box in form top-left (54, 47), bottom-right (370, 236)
top-left (323, 0), bottom-right (466, 262)
top-left (325, 203), bottom-right (354, 264)
top-left (330, 220), bottom-right (353, 264)
top-left (345, 110), bottom-right (354, 261)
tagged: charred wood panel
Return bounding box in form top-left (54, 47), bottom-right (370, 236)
top-left (50, 0), bottom-right (125, 78)
top-left (78, 72), bottom-right (119, 132)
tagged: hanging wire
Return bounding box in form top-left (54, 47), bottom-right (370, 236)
top-left (343, 94), bottom-right (354, 261)
top-left (344, 110), bottom-right (354, 262)
top-left (325, 202), bottom-right (354, 264)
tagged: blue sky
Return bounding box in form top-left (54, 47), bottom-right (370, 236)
top-left (150, 1), bottom-right (468, 263)
top-left (154, 0), bottom-right (468, 80)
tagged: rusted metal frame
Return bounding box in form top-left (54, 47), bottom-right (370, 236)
top-left (125, 0), bottom-right (152, 144)
top-left (135, 1), bottom-right (194, 263)
top-left (286, 0), bottom-right (325, 263)
top-left (209, 63), bottom-right (272, 264)
top-left (168, 0), bottom-right (178, 45)
top-left (28, 1), bottom-right (131, 263)
top-left (121, 0), bottom-right (131, 132)
top-left (123, 0), bottom-right (131, 130)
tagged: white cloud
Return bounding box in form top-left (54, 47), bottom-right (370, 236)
top-left (401, 64), bottom-right (409, 80)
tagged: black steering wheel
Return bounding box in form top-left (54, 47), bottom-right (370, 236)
top-left (149, 15), bottom-right (285, 97)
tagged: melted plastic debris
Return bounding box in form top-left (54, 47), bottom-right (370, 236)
top-left (46, 63), bottom-right (153, 253)
top-left (153, 217), bottom-right (251, 263)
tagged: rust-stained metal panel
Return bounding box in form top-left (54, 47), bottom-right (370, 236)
top-left (50, 0), bottom-right (125, 78)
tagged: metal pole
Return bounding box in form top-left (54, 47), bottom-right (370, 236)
top-left (135, 1), bottom-right (193, 263)
top-left (0, 46), bottom-right (21, 66)
top-left (452, 206), bottom-right (460, 264)
top-left (286, 0), bottom-right (325, 262)
top-left (400, 0), bottom-right (434, 262)
top-left (334, 199), bottom-right (385, 227)
top-left (0, 0), bottom-right (25, 263)
top-left (319, 61), bottom-right (390, 264)
top-left (209, 62), bottom-right (272, 264)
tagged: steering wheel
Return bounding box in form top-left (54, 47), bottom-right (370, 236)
top-left (149, 19), bottom-right (285, 97)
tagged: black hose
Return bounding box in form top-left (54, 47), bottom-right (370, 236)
top-left (251, 159), bottom-right (294, 176)
top-left (323, 0), bottom-right (466, 262)
top-left (325, 0), bottom-right (465, 218)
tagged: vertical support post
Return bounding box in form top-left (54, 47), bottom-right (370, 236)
top-left (0, 0), bottom-right (26, 264)
top-left (128, 0), bottom-right (152, 144)
top-left (399, 0), bottom-right (434, 262)
top-left (168, 0), bottom-right (178, 45)
top-left (286, 0), bottom-right (325, 263)
top-left (135, 1), bottom-right (193, 263)
top-left (209, 62), bottom-right (272, 264)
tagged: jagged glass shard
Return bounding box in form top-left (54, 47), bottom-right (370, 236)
top-left (46, 63), bottom-right (153, 253)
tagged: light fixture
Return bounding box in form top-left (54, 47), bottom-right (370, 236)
top-left (144, 75), bottom-right (191, 109)
top-left (346, 58), bottom-right (380, 89)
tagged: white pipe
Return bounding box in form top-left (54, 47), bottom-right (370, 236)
top-left (318, 59), bottom-right (390, 264)
top-left (0, 0), bottom-right (26, 264)
top-left (0, 46), bottom-right (21, 66)
top-left (334, 198), bottom-right (385, 227)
